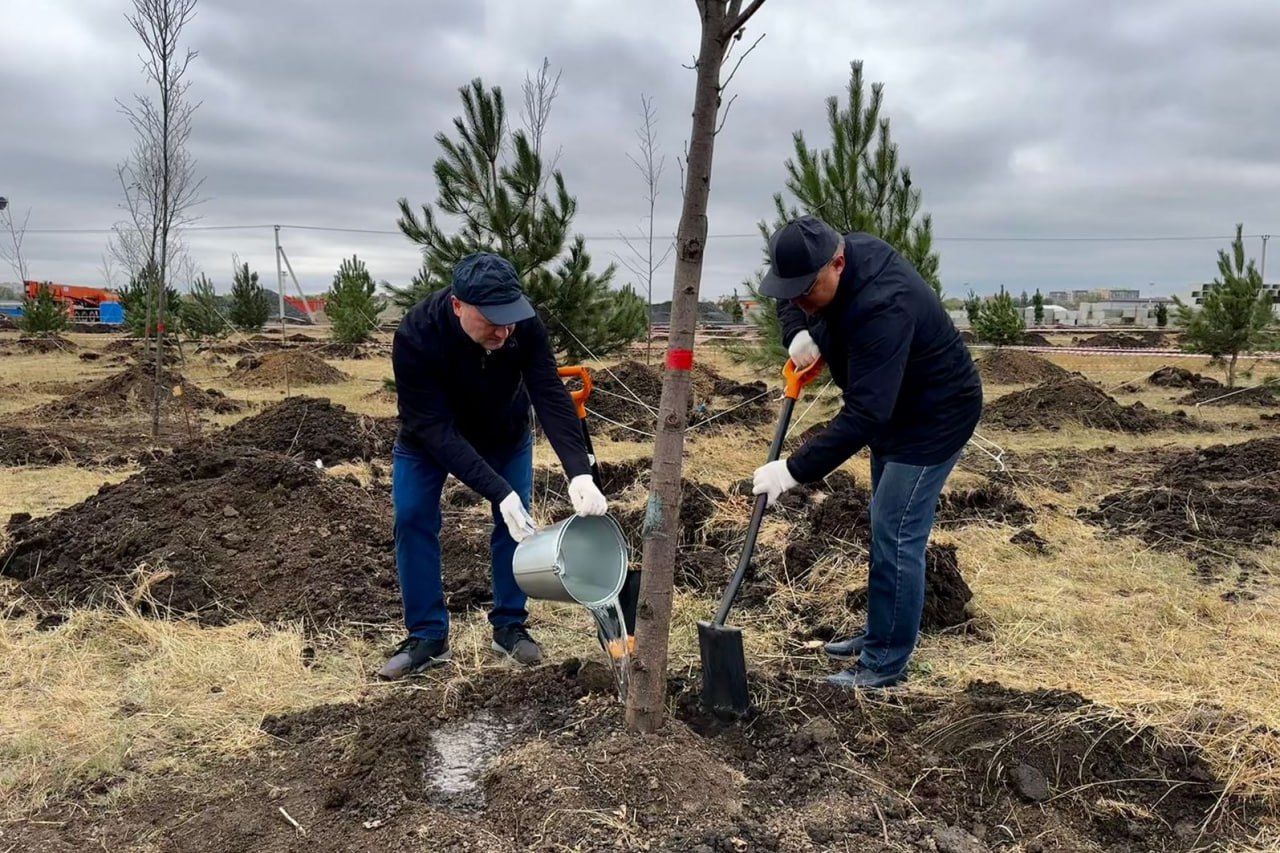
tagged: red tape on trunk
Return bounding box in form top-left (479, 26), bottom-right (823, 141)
top-left (666, 348), bottom-right (694, 370)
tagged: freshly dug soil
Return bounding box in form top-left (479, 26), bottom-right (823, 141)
top-left (983, 375), bottom-right (1203, 433)
top-left (229, 350), bottom-right (350, 387)
top-left (1075, 330), bottom-right (1168, 349)
top-left (1, 446), bottom-right (402, 629)
top-left (1148, 365), bottom-right (1222, 389)
top-left (1177, 384), bottom-right (1280, 407)
top-left (935, 480), bottom-right (1033, 528)
top-left (0, 425), bottom-right (83, 466)
top-left (216, 396), bottom-right (399, 463)
top-left (8, 666), bottom-right (1249, 853)
top-left (588, 360), bottom-right (774, 439)
top-left (30, 362), bottom-right (240, 420)
top-left (1085, 437), bottom-right (1280, 553)
top-left (1020, 331), bottom-right (1054, 346)
top-left (977, 349), bottom-right (1069, 384)
top-left (15, 334), bottom-right (76, 353)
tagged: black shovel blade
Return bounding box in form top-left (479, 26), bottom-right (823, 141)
top-left (697, 619), bottom-right (751, 720)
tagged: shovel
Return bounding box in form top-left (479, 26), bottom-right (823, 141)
top-left (558, 365), bottom-right (642, 659)
top-left (697, 355), bottom-right (825, 720)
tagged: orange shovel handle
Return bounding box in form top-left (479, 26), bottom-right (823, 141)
top-left (783, 356), bottom-right (825, 400)
top-left (557, 365), bottom-right (593, 419)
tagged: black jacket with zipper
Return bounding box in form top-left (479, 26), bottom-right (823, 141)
top-left (391, 287), bottom-right (592, 504)
top-left (779, 232), bottom-right (983, 482)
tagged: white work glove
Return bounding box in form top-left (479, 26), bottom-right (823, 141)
top-left (788, 329), bottom-right (820, 369)
top-left (752, 459), bottom-right (799, 507)
top-left (568, 474), bottom-right (608, 516)
top-left (499, 491), bottom-right (537, 543)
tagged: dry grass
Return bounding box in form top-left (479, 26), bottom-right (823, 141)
top-left (0, 607), bottom-right (370, 820)
top-left (2, 330), bottom-right (1279, 836)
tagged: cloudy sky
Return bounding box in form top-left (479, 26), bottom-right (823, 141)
top-left (3, 0), bottom-right (1279, 302)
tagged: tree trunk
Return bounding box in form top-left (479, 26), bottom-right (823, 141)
top-left (626, 1), bottom-right (751, 734)
top-left (1227, 352), bottom-right (1238, 389)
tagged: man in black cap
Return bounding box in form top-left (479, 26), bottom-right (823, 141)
top-left (751, 216), bottom-right (982, 689)
top-left (378, 251), bottom-right (608, 679)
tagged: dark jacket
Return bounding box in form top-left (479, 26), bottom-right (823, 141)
top-left (392, 287), bottom-right (592, 503)
top-left (780, 232), bottom-right (983, 482)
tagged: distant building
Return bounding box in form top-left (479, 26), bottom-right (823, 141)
top-left (1188, 281), bottom-right (1280, 315)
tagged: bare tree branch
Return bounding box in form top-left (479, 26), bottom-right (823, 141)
top-left (718, 32), bottom-right (766, 97)
top-left (714, 93), bottom-right (739, 135)
top-left (0, 203), bottom-right (31, 283)
top-left (723, 0), bottom-right (767, 39)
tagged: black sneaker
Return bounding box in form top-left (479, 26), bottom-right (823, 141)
top-left (492, 624), bottom-right (543, 665)
top-left (377, 636), bottom-right (451, 680)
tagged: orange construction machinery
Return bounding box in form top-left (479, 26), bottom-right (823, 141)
top-left (23, 281), bottom-right (122, 324)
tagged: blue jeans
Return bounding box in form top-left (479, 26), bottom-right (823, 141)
top-left (860, 448), bottom-right (963, 676)
top-left (391, 432), bottom-right (534, 641)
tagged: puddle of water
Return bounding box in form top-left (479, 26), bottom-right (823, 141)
top-left (425, 711), bottom-right (515, 802)
top-left (588, 595), bottom-right (631, 702)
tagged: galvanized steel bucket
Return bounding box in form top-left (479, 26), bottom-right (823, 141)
top-left (512, 514), bottom-right (629, 607)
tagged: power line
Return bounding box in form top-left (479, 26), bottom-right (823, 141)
top-left (16, 222), bottom-right (1273, 243)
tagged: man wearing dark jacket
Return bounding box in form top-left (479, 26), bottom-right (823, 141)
top-left (752, 216), bottom-right (983, 689)
top-left (378, 252), bottom-right (608, 679)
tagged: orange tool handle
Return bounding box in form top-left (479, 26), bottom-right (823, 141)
top-left (783, 356), bottom-right (825, 399)
top-left (557, 365), bottom-right (593, 418)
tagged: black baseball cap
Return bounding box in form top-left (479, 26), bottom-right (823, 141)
top-left (451, 252), bottom-right (536, 325)
top-left (759, 215), bottom-right (843, 299)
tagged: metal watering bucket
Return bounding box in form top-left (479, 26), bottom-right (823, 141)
top-left (512, 514), bottom-right (629, 607)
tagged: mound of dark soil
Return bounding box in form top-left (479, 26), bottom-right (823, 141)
top-left (217, 396), bottom-right (399, 463)
top-left (1085, 437), bottom-right (1280, 555)
top-left (30, 362), bottom-right (240, 419)
top-left (588, 360), bottom-right (775, 439)
top-left (983, 375), bottom-right (1203, 433)
top-left (1, 446), bottom-right (401, 629)
top-left (0, 426), bottom-right (83, 466)
top-left (229, 350), bottom-right (350, 387)
top-left (1075, 330), bottom-right (1168, 349)
top-left (935, 481), bottom-right (1033, 527)
top-left (1148, 365), bottom-right (1222, 389)
top-left (8, 666), bottom-right (1248, 853)
top-left (977, 349), bottom-right (1069, 384)
top-left (15, 334), bottom-right (76, 353)
top-left (1020, 331), bottom-right (1054, 347)
top-left (1177, 384), bottom-right (1280, 407)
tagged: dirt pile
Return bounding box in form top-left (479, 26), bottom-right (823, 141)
top-left (977, 349), bottom-right (1069, 384)
top-left (935, 480), bottom-right (1033, 527)
top-left (1148, 365), bottom-right (1222, 389)
top-left (229, 350), bottom-right (350, 387)
top-left (0, 426), bottom-right (83, 466)
top-left (1076, 330), bottom-right (1168, 349)
top-left (983, 375), bottom-right (1203, 433)
top-left (216, 396), bottom-right (399, 463)
top-left (8, 667), bottom-right (1245, 853)
top-left (1086, 437), bottom-right (1280, 554)
top-left (15, 334), bottom-right (76, 353)
top-left (31, 362), bottom-right (239, 420)
top-left (1177, 384), bottom-right (1280, 407)
top-left (1020, 331), bottom-right (1054, 347)
top-left (587, 360), bottom-right (774, 438)
top-left (1, 446), bottom-right (402, 629)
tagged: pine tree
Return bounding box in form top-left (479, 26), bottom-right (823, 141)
top-left (391, 70), bottom-right (646, 358)
top-left (1033, 289), bottom-right (1045, 325)
top-left (1155, 302), bottom-right (1168, 328)
top-left (973, 289), bottom-right (1026, 346)
top-left (738, 60), bottom-right (943, 364)
top-left (179, 273), bottom-right (227, 338)
top-left (120, 262), bottom-right (181, 339)
top-left (228, 260), bottom-right (270, 332)
top-left (1173, 224), bottom-right (1277, 387)
top-left (964, 288), bottom-right (982, 328)
top-left (18, 281), bottom-right (69, 336)
top-left (326, 254), bottom-right (384, 345)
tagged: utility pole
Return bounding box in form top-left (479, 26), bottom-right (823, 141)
top-left (274, 224), bottom-right (286, 340)
top-left (1261, 234), bottom-right (1269, 284)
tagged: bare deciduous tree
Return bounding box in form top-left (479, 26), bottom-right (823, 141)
top-left (615, 94), bottom-right (675, 365)
top-left (626, 0), bottom-right (768, 734)
top-left (111, 0), bottom-right (205, 439)
top-left (0, 197), bottom-right (31, 284)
